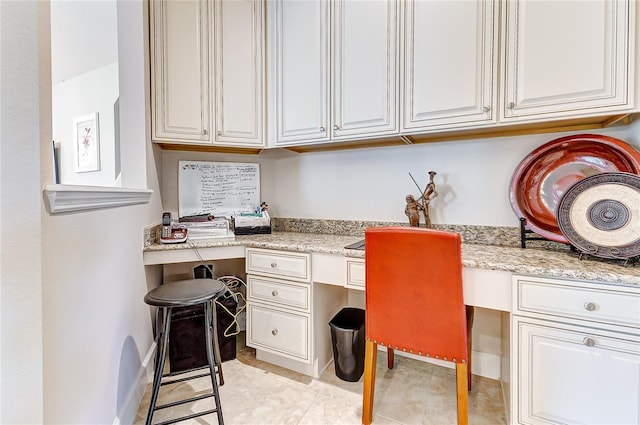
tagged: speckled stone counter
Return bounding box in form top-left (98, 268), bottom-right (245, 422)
top-left (144, 231), bottom-right (639, 286)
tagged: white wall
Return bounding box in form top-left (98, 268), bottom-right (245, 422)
top-left (49, 0), bottom-right (118, 84)
top-left (42, 1), bottom-right (164, 423)
top-left (52, 63), bottom-right (119, 186)
top-left (2, 1), bottom-right (164, 424)
top-left (0, 1), bottom-right (45, 422)
top-left (628, 119), bottom-right (640, 145)
top-left (265, 127), bottom-right (637, 224)
top-left (161, 125), bottom-right (636, 226)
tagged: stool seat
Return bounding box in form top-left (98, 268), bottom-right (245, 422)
top-left (144, 279), bottom-right (226, 307)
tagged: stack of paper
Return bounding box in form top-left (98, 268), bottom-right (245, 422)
top-left (176, 218), bottom-right (234, 240)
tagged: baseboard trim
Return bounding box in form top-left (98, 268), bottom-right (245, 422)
top-left (391, 348), bottom-right (502, 380)
top-left (113, 342), bottom-right (156, 425)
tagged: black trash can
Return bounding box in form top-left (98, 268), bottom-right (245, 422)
top-left (329, 307), bottom-right (366, 382)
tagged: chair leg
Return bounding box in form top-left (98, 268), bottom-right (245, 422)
top-left (387, 348), bottom-right (394, 369)
top-left (466, 305), bottom-right (475, 391)
top-left (362, 340), bottom-right (377, 425)
top-left (205, 301), bottom-right (224, 425)
top-left (455, 363), bottom-right (469, 425)
top-left (467, 339), bottom-right (472, 391)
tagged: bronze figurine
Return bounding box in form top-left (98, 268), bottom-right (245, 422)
top-left (406, 170), bottom-right (439, 228)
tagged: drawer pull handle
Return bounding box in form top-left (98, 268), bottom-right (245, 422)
top-left (583, 337), bottom-right (596, 347)
top-left (270, 261), bottom-right (277, 268)
top-left (272, 329), bottom-right (278, 336)
top-left (271, 290), bottom-right (278, 297)
top-left (584, 302), bottom-right (597, 312)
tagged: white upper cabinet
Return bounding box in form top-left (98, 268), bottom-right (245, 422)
top-left (502, 0), bottom-right (634, 122)
top-left (273, 0), bottom-right (399, 146)
top-left (152, 1), bottom-right (637, 150)
top-left (274, 0), bottom-right (330, 144)
top-left (151, 0), bottom-right (211, 142)
top-left (332, 0), bottom-right (399, 138)
top-left (401, 0), bottom-right (498, 132)
top-left (151, 0), bottom-right (265, 147)
top-left (214, 0), bottom-right (264, 145)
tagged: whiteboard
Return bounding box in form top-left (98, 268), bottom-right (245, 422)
top-left (178, 161), bottom-right (260, 217)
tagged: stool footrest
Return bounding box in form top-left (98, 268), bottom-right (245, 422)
top-left (163, 364), bottom-right (213, 378)
top-left (154, 408), bottom-right (218, 425)
top-left (155, 392), bottom-right (214, 411)
top-left (160, 371), bottom-right (211, 386)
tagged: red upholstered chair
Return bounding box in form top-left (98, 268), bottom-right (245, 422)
top-left (361, 227), bottom-right (474, 425)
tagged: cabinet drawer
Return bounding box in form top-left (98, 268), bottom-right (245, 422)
top-left (246, 248), bottom-right (310, 282)
top-left (514, 276), bottom-right (640, 329)
top-left (346, 258), bottom-right (365, 289)
top-left (247, 275), bottom-right (310, 312)
top-left (246, 303), bottom-right (310, 363)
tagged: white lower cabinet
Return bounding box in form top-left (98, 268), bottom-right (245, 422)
top-left (511, 275), bottom-right (640, 425)
top-left (246, 248), bottom-right (345, 377)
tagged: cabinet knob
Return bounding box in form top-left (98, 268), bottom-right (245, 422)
top-left (333, 125), bottom-right (340, 130)
top-left (584, 302), bottom-right (597, 312)
top-left (272, 329), bottom-right (278, 336)
top-left (319, 127), bottom-right (325, 132)
top-left (507, 102), bottom-right (515, 109)
top-left (217, 131), bottom-right (222, 136)
top-left (483, 105), bottom-right (491, 113)
top-left (270, 261), bottom-right (277, 268)
top-left (583, 337), bottom-right (596, 347)
top-left (271, 290), bottom-right (278, 297)
top-left (203, 129), bottom-right (208, 135)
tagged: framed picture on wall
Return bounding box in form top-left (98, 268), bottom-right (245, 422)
top-left (73, 112), bottom-right (100, 172)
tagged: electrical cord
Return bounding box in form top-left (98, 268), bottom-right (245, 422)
top-left (188, 238), bottom-right (247, 337)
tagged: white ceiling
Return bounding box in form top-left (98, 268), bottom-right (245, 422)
top-left (50, 0), bottom-right (118, 84)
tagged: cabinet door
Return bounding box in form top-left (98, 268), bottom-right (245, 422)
top-left (214, 0), bottom-right (265, 146)
top-left (402, 0), bottom-right (497, 131)
top-left (513, 319), bottom-right (640, 425)
top-left (275, 0), bottom-right (330, 145)
top-left (332, 0), bottom-right (399, 138)
top-left (150, 0), bottom-right (211, 142)
top-left (503, 0), bottom-right (632, 121)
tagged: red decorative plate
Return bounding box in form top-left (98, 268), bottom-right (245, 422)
top-left (509, 134), bottom-right (640, 243)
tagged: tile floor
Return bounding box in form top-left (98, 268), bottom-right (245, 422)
top-left (135, 333), bottom-right (507, 425)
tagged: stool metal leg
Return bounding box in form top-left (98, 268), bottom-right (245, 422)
top-left (205, 300), bottom-right (225, 425)
top-left (152, 307), bottom-right (164, 375)
top-left (211, 299), bottom-right (225, 386)
top-left (146, 307), bottom-right (172, 425)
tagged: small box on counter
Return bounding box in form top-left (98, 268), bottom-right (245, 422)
top-left (233, 211), bottom-right (271, 235)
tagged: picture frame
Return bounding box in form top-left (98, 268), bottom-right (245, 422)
top-left (73, 112), bottom-right (100, 172)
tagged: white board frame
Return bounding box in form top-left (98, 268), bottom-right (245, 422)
top-left (178, 160), bottom-right (260, 217)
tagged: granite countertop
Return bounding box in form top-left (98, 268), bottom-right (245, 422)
top-left (144, 231), bottom-right (639, 286)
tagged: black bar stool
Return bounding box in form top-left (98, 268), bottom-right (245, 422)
top-left (144, 278), bottom-right (227, 425)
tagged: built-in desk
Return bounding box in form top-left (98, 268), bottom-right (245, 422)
top-left (144, 231), bottom-right (639, 286)
top-left (144, 232), bottom-right (639, 425)
top-left (144, 231), bottom-right (638, 314)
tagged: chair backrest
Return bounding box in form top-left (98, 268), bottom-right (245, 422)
top-left (365, 227), bottom-right (468, 363)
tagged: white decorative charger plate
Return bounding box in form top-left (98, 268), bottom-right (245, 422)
top-left (557, 172), bottom-right (640, 260)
